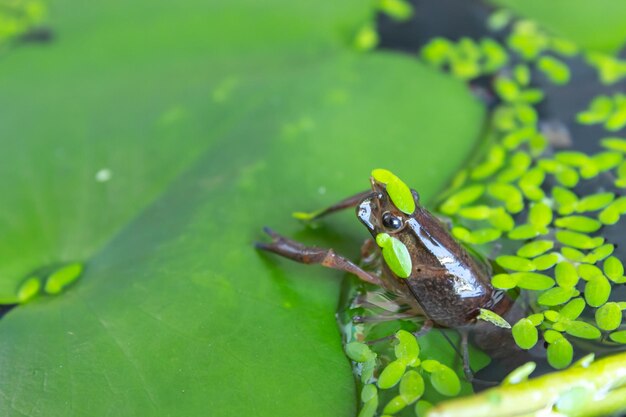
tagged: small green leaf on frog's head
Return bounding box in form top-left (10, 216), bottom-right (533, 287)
top-left (371, 169), bottom-right (416, 214)
top-left (376, 233), bottom-right (412, 278)
top-left (477, 308), bottom-right (511, 328)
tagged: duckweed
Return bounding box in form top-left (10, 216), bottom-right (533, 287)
top-left (512, 318), bottom-right (538, 349)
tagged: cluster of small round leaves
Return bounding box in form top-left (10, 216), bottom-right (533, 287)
top-left (420, 8), bottom-right (626, 371)
top-left (347, 330), bottom-right (457, 417)
top-left (577, 94), bottom-right (626, 132)
top-left (586, 52), bottom-right (626, 85)
top-left (420, 37), bottom-right (508, 80)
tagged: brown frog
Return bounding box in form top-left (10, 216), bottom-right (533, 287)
top-left (256, 169), bottom-right (523, 376)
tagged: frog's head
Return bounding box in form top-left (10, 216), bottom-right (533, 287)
top-left (356, 169), bottom-right (419, 278)
top-left (357, 168), bottom-right (419, 235)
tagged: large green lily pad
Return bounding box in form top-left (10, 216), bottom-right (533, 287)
top-left (0, 0), bottom-right (485, 416)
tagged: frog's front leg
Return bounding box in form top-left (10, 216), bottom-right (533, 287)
top-left (256, 227), bottom-right (383, 286)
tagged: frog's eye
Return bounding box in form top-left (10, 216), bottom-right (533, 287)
top-left (382, 212), bottom-right (403, 230)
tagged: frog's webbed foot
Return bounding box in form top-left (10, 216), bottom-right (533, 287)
top-left (256, 227), bottom-right (383, 286)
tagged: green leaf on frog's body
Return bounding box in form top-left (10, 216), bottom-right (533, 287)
top-left (376, 233), bottom-right (413, 278)
top-left (547, 337), bottom-right (574, 369)
top-left (371, 169), bottom-right (416, 215)
top-left (512, 318), bottom-right (538, 349)
top-left (477, 308), bottom-right (511, 328)
top-left (595, 302), bottom-right (622, 331)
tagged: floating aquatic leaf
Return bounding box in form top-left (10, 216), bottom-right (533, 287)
top-left (494, 77), bottom-right (519, 102)
top-left (496, 255), bottom-right (535, 272)
top-left (577, 95), bottom-right (612, 124)
top-left (560, 298), bottom-right (586, 320)
top-left (394, 330), bottom-right (419, 367)
top-left (589, 244), bottom-right (615, 262)
top-left (383, 395), bottom-right (407, 415)
top-left (527, 313), bottom-right (544, 326)
top-left (376, 233), bottom-right (413, 278)
top-left (471, 146), bottom-right (505, 180)
top-left (488, 183), bottom-right (523, 213)
top-left (353, 24), bottom-right (378, 52)
top-left (555, 262), bottom-right (579, 289)
top-left (532, 253), bottom-right (559, 271)
top-left (604, 256), bottom-right (624, 282)
top-left (358, 396), bottom-right (379, 417)
top-left (378, 359), bottom-right (406, 389)
top-left (468, 228), bottom-right (502, 245)
top-left (609, 330), bottom-right (626, 344)
top-left (361, 357), bottom-right (377, 384)
top-left (491, 273), bottom-right (518, 290)
top-left (481, 38), bottom-right (508, 73)
top-left (440, 184), bottom-right (485, 215)
top-left (429, 364), bottom-right (461, 397)
top-left (595, 302), bottom-right (622, 331)
top-left (575, 192), bottom-right (614, 212)
top-left (520, 89), bottom-right (544, 104)
top-left (512, 318), bottom-right (538, 350)
top-left (537, 56), bottom-right (570, 85)
top-left (508, 224), bottom-right (540, 240)
top-left (514, 103), bottom-right (537, 126)
top-left (378, 0), bottom-right (413, 21)
top-left (555, 167), bottom-right (579, 188)
top-left (547, 337), bottom-right (573, 369)
top-left (543, 329), bottom-right (563, 344)
top-left (17, 277), bottom-right (41, 303)
top-left (477, 308), bottom-right (511, 328)
top-left (552, 187), bottom-right (578, 215)
top-left (489, 207), bottom-right (515, 231)
top-left (578, 264), bottom-right (603, 281)
top-left (345, 342), bottom-right (375, 362)
top-left (592, 151), bottom-right (623, 172)
top-left (538, 287), bottom-right (576, 306)
top-left (503, 362), bottom-right (536, 385)
top-left (501, 128), bottom-right (533, 151)
top-left (361, 384), bottom-right (377, 403)
top-left (585, 275), bottom-right (611, 307)
top-left (599, 204), bottom-right (621, 225)
top-left (414, 400), bottom-right (433, 417)
top-left (419, 359), bottom-right (439, 373)
top-left (421, 38), bottom-right (453, 67)
top-left (554, 216), bottom-right (602, 233)
top-left (606, 96), bottom-right (626, 131)
top-left (458, 205), bottom-right (492, 220)
top-left (517, 240), bottom-right (553, 258)
top-left (544, 310), bottom-right (561, 323)
top-left (565, 321), bottom-right (601, 339)
top-left (601, 137), bottom-right (626, 153)
top-left (513, 64), bottom-right (530, 86)
top-left (44, 262), bottom-right (84, 295)
top-left (556, 230), bottom-right (604, 250)
top-left (513, 272), bottom-right (555, 290)
top-left (562, 247), bottom-right (585, 262)
top-left (399, 370), bottom-right (424, 404)
top-left (529, 202), bottom-right (552, 228)
top-left (451, 226), bottom-right (471, 242)
top-left (555, 151), bottom-right (591, 168)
